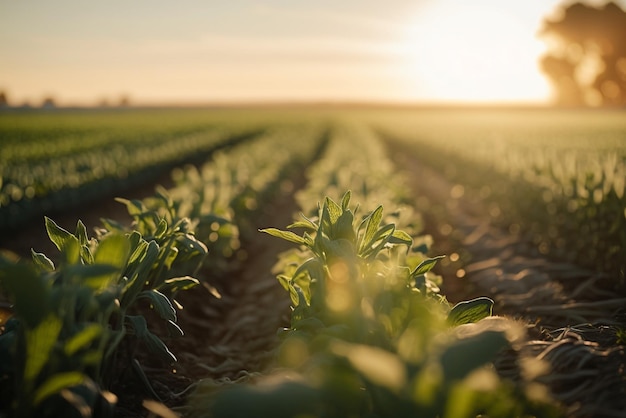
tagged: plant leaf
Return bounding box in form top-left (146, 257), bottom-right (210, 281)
top-left (0, 260), bottom-right (50, 327)
top-left (139, 289), bottom-right (177, 322)
top-left (260, 228), bottom-right (306, 245)
top-left (447, 297), bottom-right (494, 326)
top-left (31, 249), bottom-right (55, 273)
top-left (33, 372), bottom-right (87, 406)
top-left (360, 205), bottom-right (383, 252)
top-left (64, 324), bottom-right (103, 356)
top-left (24, 314), bottom-right (62, 382)
top-left (440, 330), bottom-right (508, 381)
top-left (45, 217), bottom-right (80, 263)
top-left (411, 256), bottom-right (446, 279)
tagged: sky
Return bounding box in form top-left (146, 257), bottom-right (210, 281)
top-left (0, 0), bottom-right (620, 106)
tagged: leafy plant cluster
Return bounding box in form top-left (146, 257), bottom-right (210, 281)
top-left (0, 213), bottom-right (205, 417)
top-left (0, 122), bottom-right (330, 417)
top-left (375, 109), bottom-right (626, 286)
top-left (189, 126), bottom-right (558, 417)
top-left (137, 123), bottom-right (328, 277)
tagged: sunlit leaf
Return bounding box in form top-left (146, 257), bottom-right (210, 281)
top-left (260, 228), bottom-right (306, 245)
top-left (33, 372), bottom-right (87, 406)
top-left (447, 297), bottom-right (494, 326)
top-left (31, 249), bottom-right (55, 273)
top-left (360, 205), bottom-right (383, 252)
top-left (156, 276), bottom-right (200, 294)
top-left (323, 196), bottom-right (342, 224)
top-left (24, 314), bottom-right (62, 382)
top-left (75, 220), bottom-right (89, 247)
top-left (64, 324), bottom-right (103, 356)
top-left (45, 217), bottom-right (80, 263)
top-left (333, 341), bottom-right (407, 394)
top-left (139, 289), bottom-right (176, 322)
top-left (411, 256), bottom-right (446, 279)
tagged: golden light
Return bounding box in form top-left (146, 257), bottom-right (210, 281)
top-left (400, 1), bottom-right (554, 103)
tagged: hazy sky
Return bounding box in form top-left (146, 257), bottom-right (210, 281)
top-left (1, 0), bottom-right (619, 105)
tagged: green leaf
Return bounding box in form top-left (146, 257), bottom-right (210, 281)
top-left (121, 240), bottom-right (160, 308)
top-left (91, 233), bottom-right (130, 289)
top-left (156, 276), bottom-right (200, 294)
top-left (388, 229), bottom-right (413, 248)
top-left (287, 220), bottom-right (317, 231)
top-left (31, 249), bottom-right (55, 273)
top-left (95, 233), bottom-right (130, 269)
top-left (75, 220), bottom-right (89, 246)
top-left (0, 261), bottom-right (50, 327)
top-left (100, 217), bottom-right (127, 232)
top-left (359, 205), bottom-right (383, 252)
top-left (64, 324), bottom-right (103, 356)
top-left (288, 283), bottom-right (299, 307)
top-left (166, 320), bottom-right (184, 337)
top-left (440, 330), bottom-right (508, 381)
top-left (323, 196), bottom-right (342, 224)
top-left (298, 213), bottom-right (319, 230)
top-left (177, 233), bottom-right (208, 257)
top-left (340, 190), bottom-right (352, 210)
top-left (139, 289), bottom-right (176, 322)
top-left (411, 256), bottom-right (446, 278)
top-left (333, 341), bottom-right (407, 394)
top-left (334, 210), bottom-right (355, 241)
top-left (80, 245), bottom-right (94, 265)
top-left (126, 315), bottom-right (148, 338)
top-left (447, 297), bottom-right (494, 326)
top-left (154, 218), bottom-right (169, 239)
top-left (24, 314), bottom-right (62, 382)
top-left (45, 217), bottom-right (80, 263)
top-left (260, 228), bottom-right (306, 245)
top-left (115, 197), bottom-right (147, 216)
top-left (144, 330), bottom-right (177, 363)
top-left (64, 264), bottom-right (121, 290)
top-left (33, 372), bottom-right (87, 406)
top-left (362, 224), bottom-right (395, 258)
top-left (45, 217), bottom-right (74, 252)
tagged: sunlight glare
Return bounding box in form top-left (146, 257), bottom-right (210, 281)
top-left (402, 1), bottom-right (553, 103)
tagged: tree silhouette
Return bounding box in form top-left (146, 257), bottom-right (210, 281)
top-left (540, 1), bottom-right (626, 107)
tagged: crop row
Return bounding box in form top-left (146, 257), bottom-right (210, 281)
top-left (0, 111), bottom-right (269, 231)
top-left (372, 109), bottom-right (626, 285)
top-left (187, 123), bottom-right (559, 417)
top-left (0, 114), bottom-right (565, 418)
top-left (0, 121), bottom-right (328, 417)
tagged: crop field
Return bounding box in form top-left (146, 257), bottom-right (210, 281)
top-left (0, 107), bottom-right (625, 418)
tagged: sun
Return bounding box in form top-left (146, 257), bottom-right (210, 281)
top-left (401, 1), bottom-right (553, 103)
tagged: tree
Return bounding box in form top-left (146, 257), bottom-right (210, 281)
top-left (0, 91), bottom-right (7, 108)
top-left (539, 1), bottom-right (626, 107)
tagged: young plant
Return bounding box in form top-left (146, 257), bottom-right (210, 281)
top-left (203, 192), bottom-right (553, 418)
top-left (0, 213), bottom-right (203, 417)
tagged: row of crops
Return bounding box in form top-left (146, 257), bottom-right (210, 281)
top-left (0, 109), bottom-right (293, 231)
top-left (0, 117), bottom-right (329, 417)
top-left (1, 107), bottom-right (624, 417)
top-left (368, 108), bottom-right (626, 287)
top-left (187, 122), bottom-right (558, 417)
